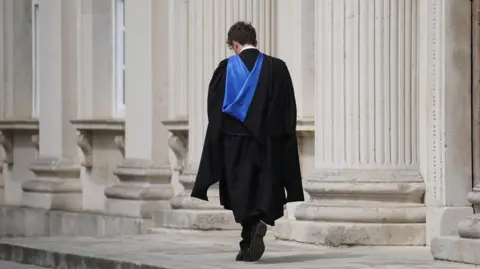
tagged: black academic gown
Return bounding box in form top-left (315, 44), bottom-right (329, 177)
top-left (191, 49), bottom-right (304, 226)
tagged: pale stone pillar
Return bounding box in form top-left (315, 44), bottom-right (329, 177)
top-left (163, 0), bottom-right (188, 197)
top-left (428, 0), bottom-right (480, 265)
top-left (275, 0), bottom-right (316, 219)
top-left (417, 0), bottom-right (474, 243)
top-left (104, 0), bottom-right (174, 219)
top-left (275, 0), bottom-right (426, 246)
top-left (24, 0), bottom-right (82, 210)
top-left (154, 0), bottom-right (275, 230)
top-left (0, 0), bottom-right (39, 206)
top-left (71, 0), bottom-right (125, 213)
top-left (78, 0), bottom-right (117, 118)
top-left (0, 0), bottom-right (5, 204)
top-left (0, 0), bottom-right (4, 117)
top-left (276, 0), bottom-right (315, 119)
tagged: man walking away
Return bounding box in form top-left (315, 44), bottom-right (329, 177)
top-left (191, 21), bottom-right (304, 262)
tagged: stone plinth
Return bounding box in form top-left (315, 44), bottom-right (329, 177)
top-left (275, 170), bottom-right (426, 246)
top-left (105, 159), bottom-right (174, 218)
top-left (153, 168), bottom-right (239, 230)
top-left (25, 158), bottom-right (81, 211)
top-left (431, 185), bottom-right (480, 265)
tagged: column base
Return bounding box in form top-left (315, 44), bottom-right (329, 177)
top-left (431, 236), bottom-right (480, 265)
top-left (22, 191), bottom-right (82, 211)
top-left (279, 169), bottom-right (427, 246)
top-left (431, 187), bottom-right (480, 265)
top-left (274, 219), bottom-right (426, 246)
top-left (22, 179), bottom-right (82, 211)
top-left (153, 194), bottom-right (239, 230)
top-left (26, 157), bottom-right (82, 211)
top-left (426, 207), bottom-right (474, 244)
top-left (152, 209), bottom-right (239, 230)
top-left (106, 160), bottom-right (174, 218)
top-left (152, 169), bottom-right (240, 230)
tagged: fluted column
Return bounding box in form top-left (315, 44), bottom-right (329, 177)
top-left (275, 0), bottom-right (426, 246)
top-left (154, 0), bottom-right (275, 230)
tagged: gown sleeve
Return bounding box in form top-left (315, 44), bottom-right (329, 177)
top-left (191, 59), bottom-right (227, 201)
top-left (279, 61), bottom-right (305, 202)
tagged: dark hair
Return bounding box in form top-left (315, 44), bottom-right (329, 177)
top-left (226, 21), bottom-right (257, 49)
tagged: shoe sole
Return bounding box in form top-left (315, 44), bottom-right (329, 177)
top-left (248, 222), bottom-right (267, 261)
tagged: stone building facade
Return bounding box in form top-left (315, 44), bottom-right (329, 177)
top-left (0, 0), bottom-right (478, 265)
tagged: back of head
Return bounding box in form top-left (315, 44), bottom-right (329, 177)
top-left (226, 21), bottom-right (257, 50)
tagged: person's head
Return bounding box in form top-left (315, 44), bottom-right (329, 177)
top-left (226, 21), bottom-right (257, 55)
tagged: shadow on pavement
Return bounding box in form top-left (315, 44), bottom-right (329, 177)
top-left (257, 253), bottom-right (365, 264)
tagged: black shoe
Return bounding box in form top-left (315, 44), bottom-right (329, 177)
top-left (235, 249), bottom-right (245, 261)
top-left (245, 221), bottom-right (267, 262)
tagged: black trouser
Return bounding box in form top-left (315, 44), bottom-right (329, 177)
top-left (239, 212), bottom-right (264, 250)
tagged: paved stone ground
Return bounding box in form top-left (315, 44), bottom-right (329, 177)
top-left (0, 229), bottom-right (479, 269)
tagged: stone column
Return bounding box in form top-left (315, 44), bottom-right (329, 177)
top-left (0, 0), bottom-right (39, 206)
top-left (23, 0), bottom-right (82, 210)
top-left (0, 0), bottom-right (4, 204)
top-left (417, 0), bottom-right (473, 243)
top-left (275, 0), bottom-right (426, 246)
top-left (71, 0), bottom-right (125, 214)
top-left (164, 0), bottom-right (189, 196)
top-left (275, 0), bottom-right (316, 219)
top-left (154, 0), bottom-right (275, 230)
top-left (429, 0), bottom-right (480, 265)
top-left (104, 0), bottom-right (174, 219)
top-left (276, 0), bottom-right (315, 119)
top-left (0, 0), bottom-right (4, 117)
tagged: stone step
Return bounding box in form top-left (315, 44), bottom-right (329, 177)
top-left (152, 208), bottom-right (239, 230)
top-left (0, 261), bottom-right (47, 269)
top-left (0, 205), bottom-right (152, 238)
top-left (0, 231), bottom-right (475, 269)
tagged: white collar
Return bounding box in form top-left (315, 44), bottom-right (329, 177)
top-left (240, 45), bottom-right (257, 53)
